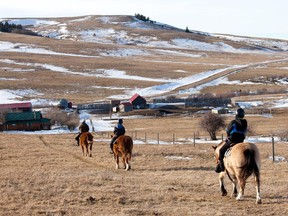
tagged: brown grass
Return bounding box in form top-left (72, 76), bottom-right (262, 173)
top-left (0, 130), bottom-right (287, 215)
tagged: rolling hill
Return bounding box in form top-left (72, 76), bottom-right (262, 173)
top-left (0, 15), bottom-right (287, 106)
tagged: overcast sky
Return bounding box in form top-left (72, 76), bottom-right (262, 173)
top-left (1, 0), bottom-right (288, 40)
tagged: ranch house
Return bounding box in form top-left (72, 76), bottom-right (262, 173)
top-left (4, 111), bottom-right (51, 131)
top-left (129, 93), bottom-right (147, 109)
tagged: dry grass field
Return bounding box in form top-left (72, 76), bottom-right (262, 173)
top-left (0, 128), bottom-right (288, 216)
top-left (1, 15), bottom-right (288, 215)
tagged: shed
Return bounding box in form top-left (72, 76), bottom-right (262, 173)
top-left (129, 93), bottom-right (147, 109)
top-left (59, 99), bottom-right (69, 109)
top-left (119, 102), bottom-right (133, 112)
top-left (0, 102), bottom-right (32, 113)
top-left (4, 111), bottom-right (51, 131)
top-left (211, 107), bottom-right (228, 114)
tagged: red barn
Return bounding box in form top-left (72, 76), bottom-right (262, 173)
top-left (129, 93), bottom-right (147, 109)
top-left (0, 102), bottom-right (32, 113)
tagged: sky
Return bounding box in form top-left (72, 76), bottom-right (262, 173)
top-left (1, 0), bottom-right (288, 40)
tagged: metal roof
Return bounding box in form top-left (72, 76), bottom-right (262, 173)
top-left (5, 111), bottom-right (42, 122)
top-left (0, 102), bottom-right (32, 109)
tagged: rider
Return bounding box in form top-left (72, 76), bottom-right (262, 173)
top-left (215, 108), bottom-right (248, 173)
top-left (75, 120), bottom-right (90, 146)
top-left (110, 118), bottom-right (126, 153)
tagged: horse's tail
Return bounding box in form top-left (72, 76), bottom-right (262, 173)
top-left (123, 136), bottom-right (133, 160)
top-left (240, 149), bottom-right (259, 180)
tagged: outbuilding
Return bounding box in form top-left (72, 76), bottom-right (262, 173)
top-left (129, 93), bottom-right (147, 109)
top-left (211, 107), bottom-right (228, 114)
top-left (0, 102), bottom-right (32, 113)
top-left (4, 111), bottom-right (51, 131)
top-left (119, 102), bottom-right (133, 112)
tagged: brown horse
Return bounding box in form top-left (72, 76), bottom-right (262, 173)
top-left (113, 135), bottom-right (133, 171)
top-left (79, 132), bottom-right (94, 157)
top-left (212, 141), bottom-right (261, 204)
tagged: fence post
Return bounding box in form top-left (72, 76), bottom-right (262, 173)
top-left (90, 119), bottom-right (95, 132)
top-left (272, 136), bottom-right (275, 163)
top-left (157, 133), bottom-right (159, 144)
top-left (135, 130), bottom-right (137, 139)
top-left (173, 134), bottom-right (175, 144)
top-left (193, 132), bottom-right (196, 147)
top-left (145, 132), bottom-right (147, 143)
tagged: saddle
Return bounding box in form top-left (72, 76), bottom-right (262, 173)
top-left (224, 142), bottom-right (237, 157)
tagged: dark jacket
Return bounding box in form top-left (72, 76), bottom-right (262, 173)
top-left (226, 116), bottom-right (247, 143)
top-left (79, 121), bottom-right (89, 133)
top-left (114, 123), bottom-right (125, 137)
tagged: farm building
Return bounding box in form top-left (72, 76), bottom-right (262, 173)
top-left (58, 99), bottom-right (69, 109)
top-left (119, 102), bottom-right (133, 112)
top-left (211, 107), bottom-right (228, 114)
top-left (0, 102), bottom-right (32, 113)
top-left (3, 111), bottom-right (51, 131)
top-left (129, 93), bottom-right (147, 109)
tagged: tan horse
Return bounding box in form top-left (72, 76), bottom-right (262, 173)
top-left (79, 132), bottom-right (94, 157)
top-left (212, 141), bottom-right (261, 204)
top-left (113, 135), bottom-right (133, 171)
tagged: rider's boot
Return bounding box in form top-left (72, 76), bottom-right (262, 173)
top-left (215, 160), bottom-right (225, 173)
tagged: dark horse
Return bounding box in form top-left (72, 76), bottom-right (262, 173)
top-left (79, 132), bottom-right (94, 157)
top-left (113, 135), bottom-right (133, 171)
top-left (212, 141), bottom-right (261, 204)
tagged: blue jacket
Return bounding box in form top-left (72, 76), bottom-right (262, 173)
top-left (114, 123), bottom-right (125, 137)
top-left (226, 116), bottom-right (247, 143)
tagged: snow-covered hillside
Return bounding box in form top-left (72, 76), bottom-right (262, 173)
top-left (3, 15), bottom-right (288, 52)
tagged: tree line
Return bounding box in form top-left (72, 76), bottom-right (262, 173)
top-left (135, 13), bottom-right (150, 22)
top-left (0, 21), bottom-right (23, 32)
top-left (0, 21), bottom-right (39, 36)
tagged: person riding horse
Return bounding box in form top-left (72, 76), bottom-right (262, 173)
top-left (215, 108), bottom-right (248, 173)
top-left (75, 120), bottom-right (89, 146)
top-left (110, 118), bottom-right (125, 154)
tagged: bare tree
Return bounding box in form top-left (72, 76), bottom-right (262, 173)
top-left (200, 112), bottom-right (226, 140)
top-left (44, 109), bottom-right (79, 131)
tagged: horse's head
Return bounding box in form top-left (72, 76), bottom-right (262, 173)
top-left (212, 141), bottom-right (225, 163)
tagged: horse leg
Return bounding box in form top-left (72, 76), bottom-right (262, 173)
top-left (89, 144), bottom-right (92, 157)
top-left (81, 145), bottom-right (85, 156)
top-left (114, 153), bottom-right (119, 169)
top-left (122, 156), bottom-right (126, 170)
top-left (85, 144), bottom-right (89, 156)
top-left (236, 178), bottom-right (246, 201)
top-left (124, 155), bottom-right (130, 171)
top-left (254, 172), bottom-right (262, 204)
top-left (219, 172), bottom-right (227, 196)
top-left (230, 175), bottom-right (238, 197)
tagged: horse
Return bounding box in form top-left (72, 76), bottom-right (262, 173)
top-left (212, 141), bottom-right (261, 204)
top-left (79, 132), bottom-right (94, 157)
top-left (112, 135), bottom-right (133, 171)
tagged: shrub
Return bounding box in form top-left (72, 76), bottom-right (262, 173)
top-left (278, 130), bottom-right (288, 141)
top-left (44, 109), bottom-right (80, 130)
top-left (200, 112), bottom-right (226, 140)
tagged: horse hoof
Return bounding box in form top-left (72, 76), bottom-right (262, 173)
top-left (256, 199), bottom-right (262, 204)
top-left (221, 189), bottom-right (227, 196)
top-left (236, 195), bottom-right (243, 201)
